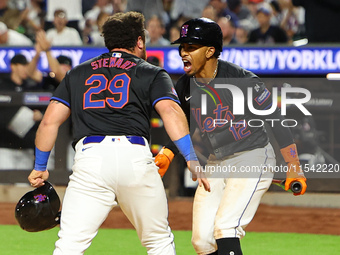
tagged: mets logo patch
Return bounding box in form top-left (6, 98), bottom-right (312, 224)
top-left (290, 147), bottom-right (297, 158)
top-left (34, 194), bottom-right (47, 202)
top-left (181, 25), bottom-right (189, 37)
top-left (255, 88), bottom-right (270, 105)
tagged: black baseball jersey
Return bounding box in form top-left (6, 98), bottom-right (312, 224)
top-left (170, 59), bottom-right (294, 159)
top-left (52, 51), bottom-right (180, 146)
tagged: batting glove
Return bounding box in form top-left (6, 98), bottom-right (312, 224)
top-left (280, 144), bottom-right (307, 196)
top-left (155, 147), bottom-right (174, 177)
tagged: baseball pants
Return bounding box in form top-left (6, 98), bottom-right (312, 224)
top-left (53, 136), bottom-right (176, 255)
top-left (191, 143), bottom-right (275, 255)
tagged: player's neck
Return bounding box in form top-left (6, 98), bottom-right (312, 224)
top-left (194, 59), bottom-right (218, 84)
top-left (111, 48), bottom-right (133, 55)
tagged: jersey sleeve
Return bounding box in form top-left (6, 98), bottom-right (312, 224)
top-left (50, 72), bottom-right (71, 108)
top-left (150, 70), bottom-right (180, 107)
top-left (247, 77), bottom-right (273, 112)
top-left (246, 77), bottom-right (295, 148)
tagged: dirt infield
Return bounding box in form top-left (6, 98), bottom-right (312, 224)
top-left (2, 198), bottom-right (340, 235)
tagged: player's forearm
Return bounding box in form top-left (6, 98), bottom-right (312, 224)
top-left (155, 100), bottom-right (190, 141)
top-left (35, 122), bottom-right (59, 152)
top-left (155, 99), bottom-right (198, 161)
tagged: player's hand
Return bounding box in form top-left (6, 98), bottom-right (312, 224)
top-left (28, 169), bottom-right (49, 188)
top-left (187, 160), bottom-right (210, 192)
top-left (280, 143), bottom-right (306, 196)
top-left (154, 147), bottom-right (174, 177)
top-left (285, 161), bottom-right (307, 196)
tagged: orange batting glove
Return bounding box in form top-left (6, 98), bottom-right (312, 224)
top-left (154, 147), bottom-right (175, 177)
top-left (280, 144), bottom-right (307, 196)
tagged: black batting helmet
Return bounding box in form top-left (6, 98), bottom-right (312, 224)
top-left (171, 18), bottom-right (223, 57)
top-left (15, 181), bottom-right (61, 232)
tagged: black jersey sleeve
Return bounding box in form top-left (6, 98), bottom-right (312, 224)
top-left (150, 70), bottom-right (180, 107)
top-left (247, 77), bottom-right (295, 148)
top-left (50, 71), bottom-right (71, 108)
top-left (267, 109), bottom-right (295, 148)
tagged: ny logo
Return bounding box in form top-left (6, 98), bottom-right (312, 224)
top-left (290, 148), bottom-right (297, 158)
top-left (181, 25), bottom-right (189, 37)
top-left (34, 194), bottom-right (47, 202)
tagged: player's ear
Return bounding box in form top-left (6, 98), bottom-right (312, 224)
top-left (206, 46), bottom-right (215, 59)
top-left (137, 36), bottom-right (144, 50)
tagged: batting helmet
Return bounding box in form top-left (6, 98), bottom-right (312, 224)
top-left (15, 181), bottom-right (61, 232)
top-left (171, 18), bottom-right (223, 56)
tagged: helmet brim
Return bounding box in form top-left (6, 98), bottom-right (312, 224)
top-left (171, 37), bottom-right (204, 45)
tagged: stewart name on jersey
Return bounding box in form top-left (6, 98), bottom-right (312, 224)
top-left (51, 51), bottom-right (180, 147)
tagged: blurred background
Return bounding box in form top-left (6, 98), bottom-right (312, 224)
top-left (0, 0), bottom-right (340, 197)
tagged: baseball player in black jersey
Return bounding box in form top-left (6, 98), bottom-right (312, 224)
top-left (155, 18), bottom-right (307, 255)
top-left (28, 12), bottom-right (209, 255)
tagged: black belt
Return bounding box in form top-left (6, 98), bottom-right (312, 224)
top-left (83, 136), bottom-right (145, 146)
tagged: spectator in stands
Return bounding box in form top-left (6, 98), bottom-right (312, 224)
top-left (84, 0), bottom-right (113, 28)
top-left (126, 0), bottom-right (169, 29)
top-left (279, 0), bottom-right (301, 43)
top-left (46, 9), bottom-right (83, 46)
top-left (30, 30), bottom-right (73, 91)
top-left (269, 0), bottom-right (283, 25)
top-left (208, 0), bottom-right (240, 27)
top-left (0, 54), bottom-right (43, 170)
top-left (20, 0), bottom-right (45, 42)
top-left (235, 18), bottom-right (252, 44)
top-left (0, 54), bottom-right (41, 91)
top-left (170, 0), bottom-right (210, 23)
top-left (292, 0), bottom-right (340, 43)
top-left (169, 24), bottom-right (181, 43)
top-left (227, 0), bottom-right (251, 20)
top-left (0, 21), bottom-right (33, 46)
top-left (243, 0), bottom-right (264, 30)
top-left (146, 15), bottom-right (170, 46)
top-left (201, 4), bottom-right (218, 22)
top-left (217, 16), bottom-right (238, 45)
top-left (84, 11), bottom-right (109, 46)
top-left (209, 0), bottom-right (227, 17)
top-left (247, 3), bottom-right (288, 44)
top-left (42, 55), bottom-right (73, 91)
top-left (0, 0), bottom-right (25, 31)
top-left (44, 0), bottom-right (84, 37)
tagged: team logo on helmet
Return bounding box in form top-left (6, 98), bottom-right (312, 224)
top-left (34, 194), bottom-right (47, 202)
top-left (181, 25), bottom-right (189, 37)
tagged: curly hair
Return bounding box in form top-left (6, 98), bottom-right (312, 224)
top-left (102, 12), bottom-right (146, 52)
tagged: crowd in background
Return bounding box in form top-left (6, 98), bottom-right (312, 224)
top-left (0, 0), bottom-right (339, 50)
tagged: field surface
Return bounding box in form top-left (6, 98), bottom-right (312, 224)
top-left (2, 198), bottom-right (340, 254)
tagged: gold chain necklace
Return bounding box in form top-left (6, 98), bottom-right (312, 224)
top-left (193, 62), bottom-right (219, 88)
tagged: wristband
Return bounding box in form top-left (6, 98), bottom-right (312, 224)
top-left (173, 134), bottom-right (198, 162)
top-left (34, 147), bottom-right (51, 171)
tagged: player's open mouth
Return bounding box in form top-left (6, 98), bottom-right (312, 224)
top-left (183, 60), bottom-right (192, 73)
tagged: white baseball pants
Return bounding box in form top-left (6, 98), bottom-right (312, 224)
top-left (53, 136), bottom-right (176, 255)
